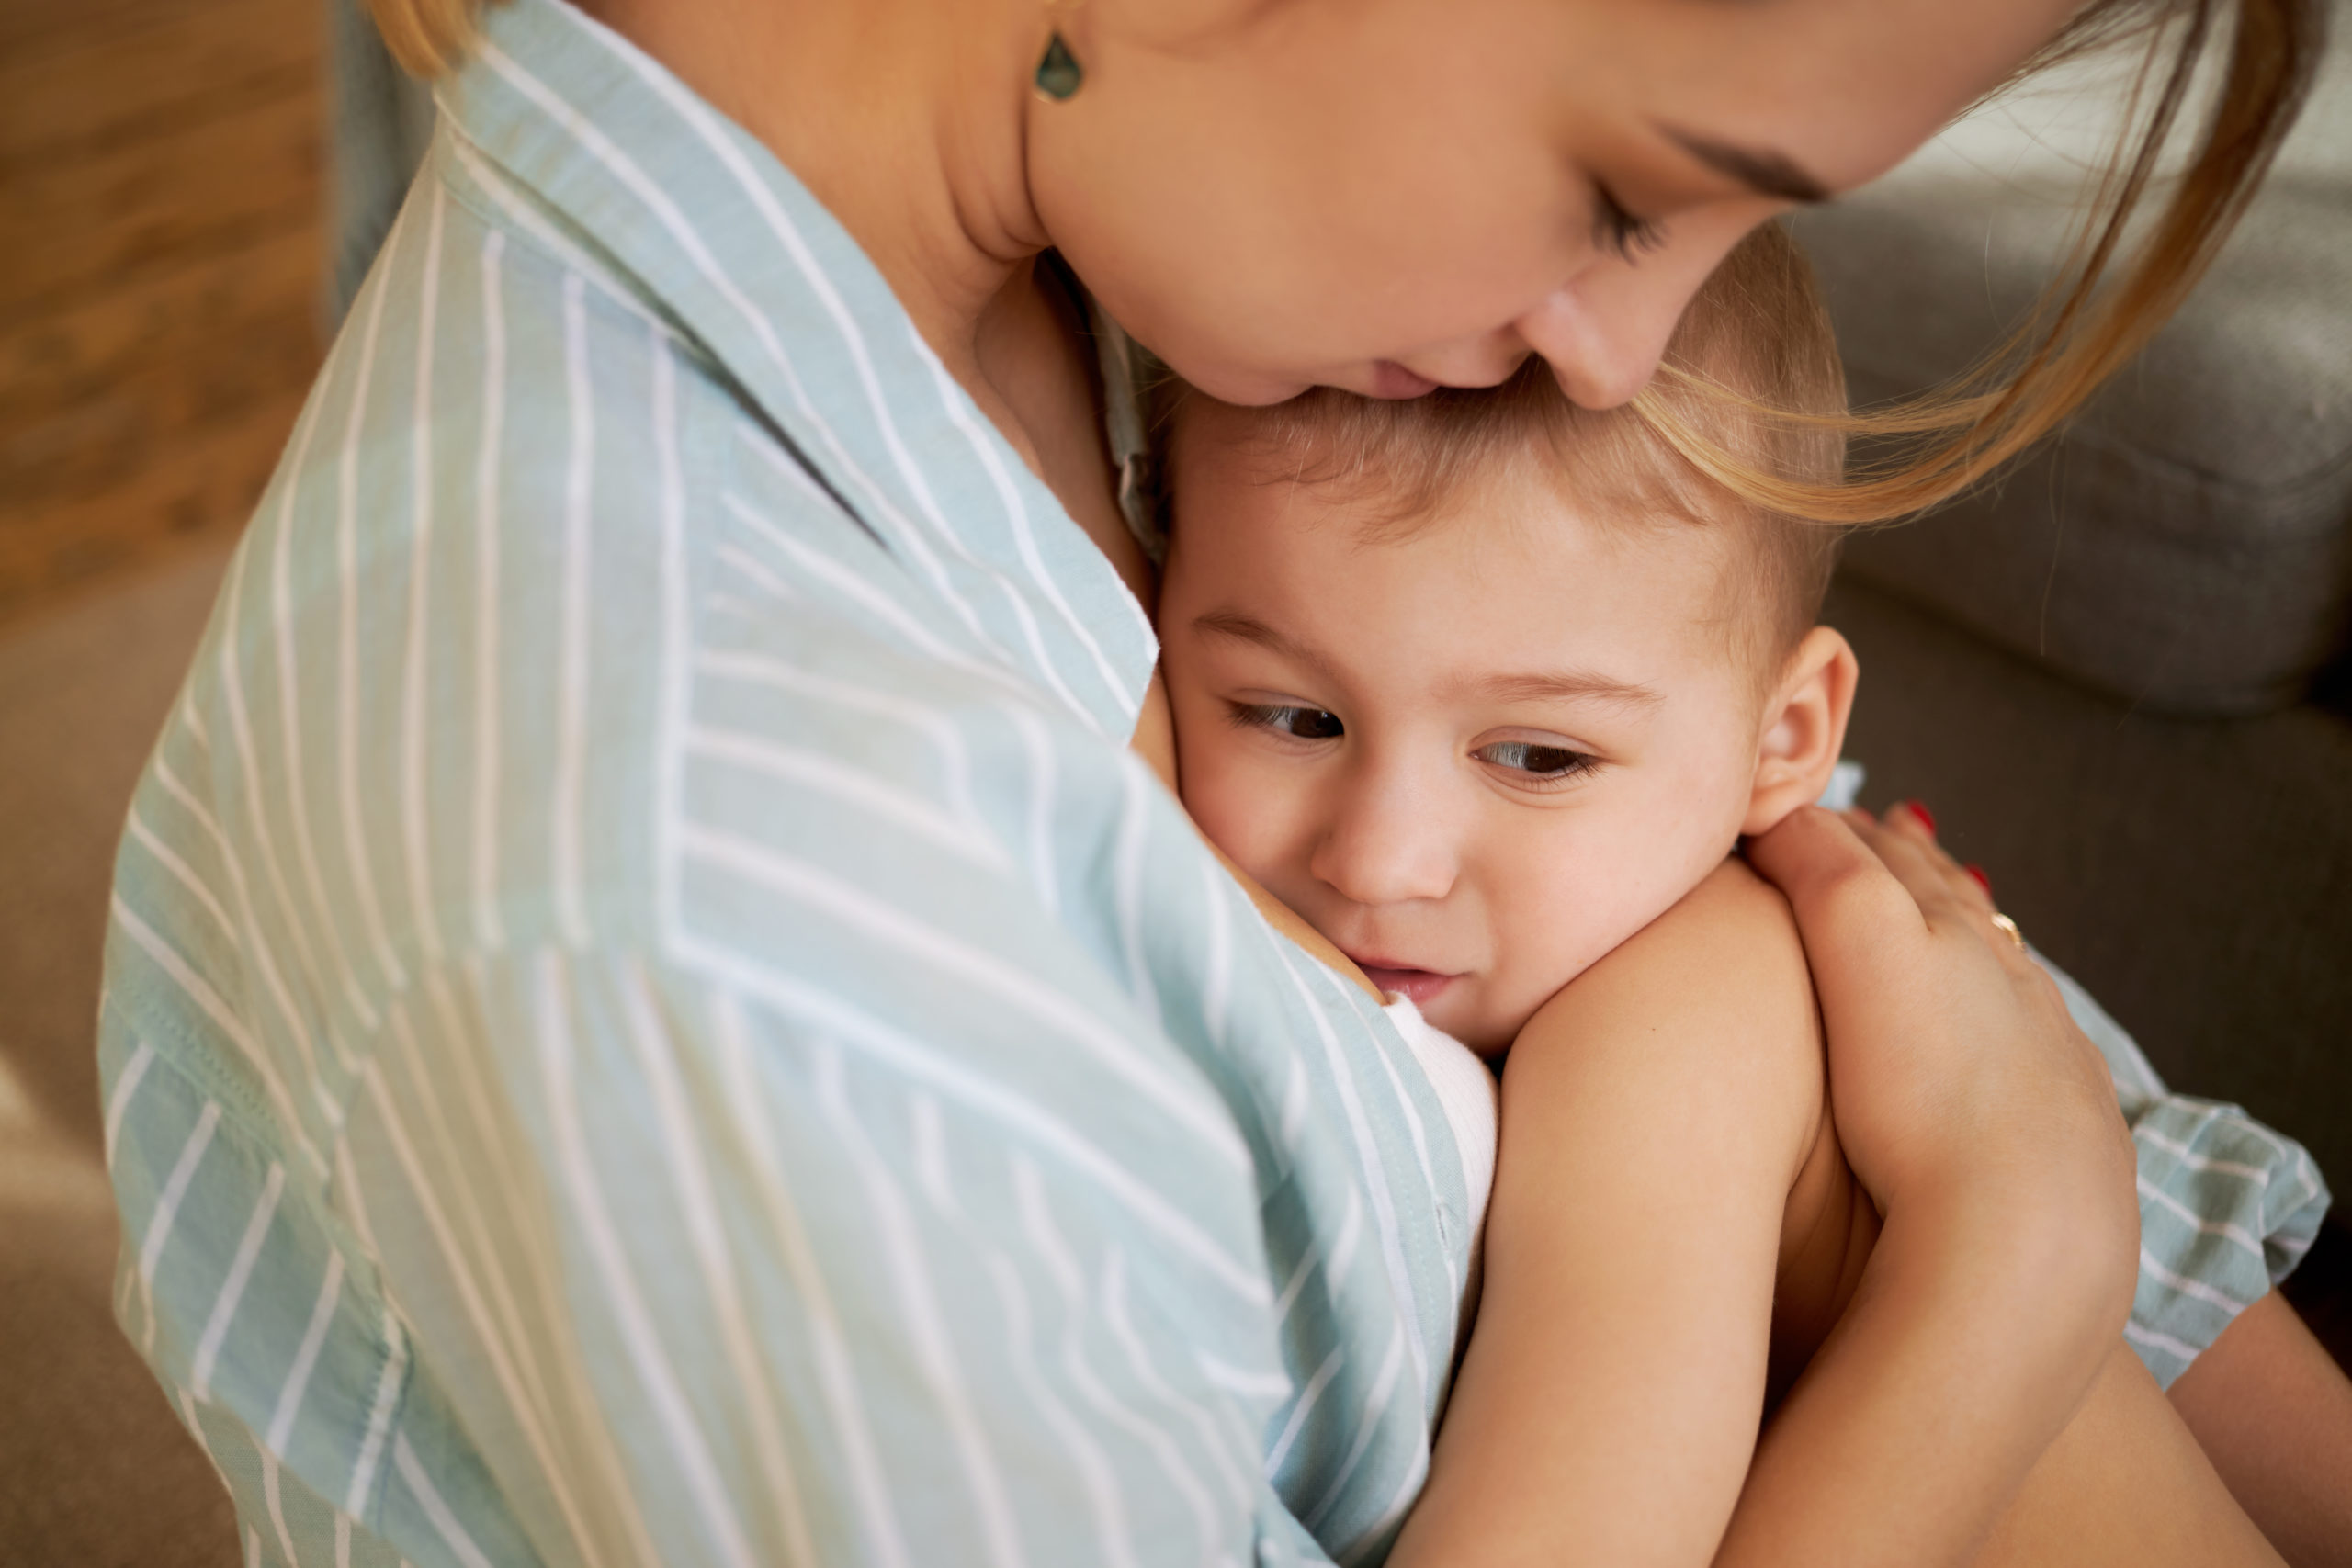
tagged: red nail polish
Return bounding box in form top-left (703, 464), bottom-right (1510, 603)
top-left (1965, 863), bottom-right (1992, 897)
top-left (1905, 799), bottom-right (1938, 835)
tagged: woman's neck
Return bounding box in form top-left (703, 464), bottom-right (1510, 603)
top-left (585, 0), bottom-right (1051, 430)
top-left (584, 0), bottom-right (1151, 604)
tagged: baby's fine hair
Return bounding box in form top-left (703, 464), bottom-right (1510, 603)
top-left (1163, 222), bottom-right (1850, 676)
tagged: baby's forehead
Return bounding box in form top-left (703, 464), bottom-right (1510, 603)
top-left (1189, 426), bottom-right (1736, 601)
top-left (1180, 439), bottom-right (1758, 678)
top-left (1176, 430), bottom-right (1778, 705)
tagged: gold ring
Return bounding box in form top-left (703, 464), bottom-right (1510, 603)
top-left (1989, 911), bottom-right (2026, 951)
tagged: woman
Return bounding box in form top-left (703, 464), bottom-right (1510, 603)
top-left (100, 0), bottom-right (2344, 1562)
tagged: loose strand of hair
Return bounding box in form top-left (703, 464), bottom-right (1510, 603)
top-left (1633, 0), bottom-right (2322, 527)
top-left (365, 0), bottom-right (493, 76)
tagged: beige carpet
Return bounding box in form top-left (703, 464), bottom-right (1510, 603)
top-left (0, 540), bottom-right (239, 1565)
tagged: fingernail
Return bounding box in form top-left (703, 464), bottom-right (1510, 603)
top-left (1964, 863), bottom-right (1992, 897)
top-left (1903, 799), bottom-right (1937, 835)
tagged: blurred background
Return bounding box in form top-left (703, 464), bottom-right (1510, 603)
top-left (5, 0), bottom-right (323, 1558)
top-left (1, 0), bottom-right (2346, 1562)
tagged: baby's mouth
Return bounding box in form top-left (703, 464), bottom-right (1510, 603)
top-left (1349, 956), bottom-right (1459, 1006)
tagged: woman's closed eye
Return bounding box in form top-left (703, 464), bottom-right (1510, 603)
top-left (1590, 179), bottom-right (1666, 265)
top-left (1475, 738), bottom-right (1600, 789)
top-left (1229, 702), bottom-right (1345, 740)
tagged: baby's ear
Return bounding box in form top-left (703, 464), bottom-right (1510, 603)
top-left (1742, 626), bottom-right (1859, 838)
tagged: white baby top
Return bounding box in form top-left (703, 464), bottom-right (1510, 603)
top-left (1383, 995), bottom-right (1498, 1325)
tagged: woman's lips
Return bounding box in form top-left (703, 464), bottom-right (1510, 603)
top-left (1366, 360), bottom-right (1439, 400)
top-left (1354, 962), bottom-right (1457, 1005)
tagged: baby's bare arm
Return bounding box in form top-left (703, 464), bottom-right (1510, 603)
top-left (2167, 1293), bottom-right (2352, 1567)
top-left (1386, 857), bottom-right (1830, 1568)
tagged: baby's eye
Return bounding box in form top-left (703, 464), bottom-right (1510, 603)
top-left (1232, 703), bottom-right (1345, 740)
top-left (1475, 739), bottom-right (1598, 783)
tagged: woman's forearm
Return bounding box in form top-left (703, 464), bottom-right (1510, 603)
top-left (1725, 807), bottom-right (2143, 1563)
top-left (1718, 1181), bottom-right (2128, 1566)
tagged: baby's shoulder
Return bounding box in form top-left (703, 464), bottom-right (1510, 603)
top-left (1512, 856), bottom-right (1824, 1140)
top-left (1585, 856), bottom-right (1813, 1018)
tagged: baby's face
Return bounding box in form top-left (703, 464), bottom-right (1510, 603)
top-left (1161, 443), bottom-right (1773, 1054)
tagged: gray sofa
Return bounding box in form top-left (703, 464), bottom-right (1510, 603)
top-left (1791, 17), bottom-right (2352, 1191)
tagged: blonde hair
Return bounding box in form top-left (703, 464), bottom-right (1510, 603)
top-left (371, 0), bottom-right (2325, 525)
top-left (1162, 222), bottom-right (1848, 671)
top-left (1647, 0), bottom-right (2327, 524)
top-left (365, 0), bottom-right (481, 78)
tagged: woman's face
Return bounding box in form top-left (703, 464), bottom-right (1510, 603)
top-left (1030, 0), bottom-right (2082, 409)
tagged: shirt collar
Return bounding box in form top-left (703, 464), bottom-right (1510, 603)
top-left (435, 0), bottom-right (1156, 732)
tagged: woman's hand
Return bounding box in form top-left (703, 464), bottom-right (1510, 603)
top-left (1746, 803), bottom-right (2138, 1275)
top-left (1717, 802), bottom-right (2143, 1566)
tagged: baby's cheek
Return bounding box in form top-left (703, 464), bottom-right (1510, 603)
top-left (1476, 856), bottom-right (1696, 1041)
top-left (1178, 737), bottom-right (1293, 881)
top-left (1450, 979), bottom-right (1555, 1055)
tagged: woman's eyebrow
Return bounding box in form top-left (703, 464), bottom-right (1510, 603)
top-left (1657, 125), bottom-right (1831, 204)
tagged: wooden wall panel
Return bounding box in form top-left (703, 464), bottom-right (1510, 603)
top-left (1, 0), bottom-right (327, 622)
top-left (0, 0), bottom-right (321, 164)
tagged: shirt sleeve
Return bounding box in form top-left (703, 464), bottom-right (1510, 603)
top-left (2042, 953), bottom-right (2332, 1385)
top-left (343, 944), bottom-right (1288, 1567)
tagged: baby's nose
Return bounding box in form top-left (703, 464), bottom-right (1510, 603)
top-left (1308, 786), bottom-right (1459, 908)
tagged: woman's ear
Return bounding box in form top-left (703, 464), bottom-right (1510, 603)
top-left (1741, 626), bottom-right (1859, 837)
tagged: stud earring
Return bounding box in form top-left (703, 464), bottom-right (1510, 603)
top-left (1034, 31), bottom-right (1082, 100)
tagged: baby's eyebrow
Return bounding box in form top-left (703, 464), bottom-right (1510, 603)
top-left (1466, 671), bottom-right (1662, 711)
top-left (1194, 611), bottom-right (1658, 711)
top-left (1193, 609), bottom-right (1331, 675)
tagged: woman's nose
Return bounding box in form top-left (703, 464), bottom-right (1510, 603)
top-left (1307, 770), bottom-right (1458, 908)
top-left (1514, 223), bottom-right (1753, 409)
top-left (1513, 272), bottom-right (1694, 410)
top-left (1398, 323), bottom-right (1532, 392)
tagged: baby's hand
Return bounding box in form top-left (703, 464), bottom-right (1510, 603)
top-left (1745, 805), bottom-right (2137, 1302)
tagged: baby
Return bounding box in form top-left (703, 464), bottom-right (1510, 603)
top-left (1155, 225), bottom-right (1882, 1565)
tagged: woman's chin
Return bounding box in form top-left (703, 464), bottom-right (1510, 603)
top-left (1174, 364), bottom-right (1316, 408)
top-left (1364, 360), bottom-right (1440, 399)
top-left (1145, 347), bottom-right (1440, 408)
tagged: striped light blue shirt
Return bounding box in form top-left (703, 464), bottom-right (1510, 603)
top-left (98, 2), bottom-right (2326, 1563)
